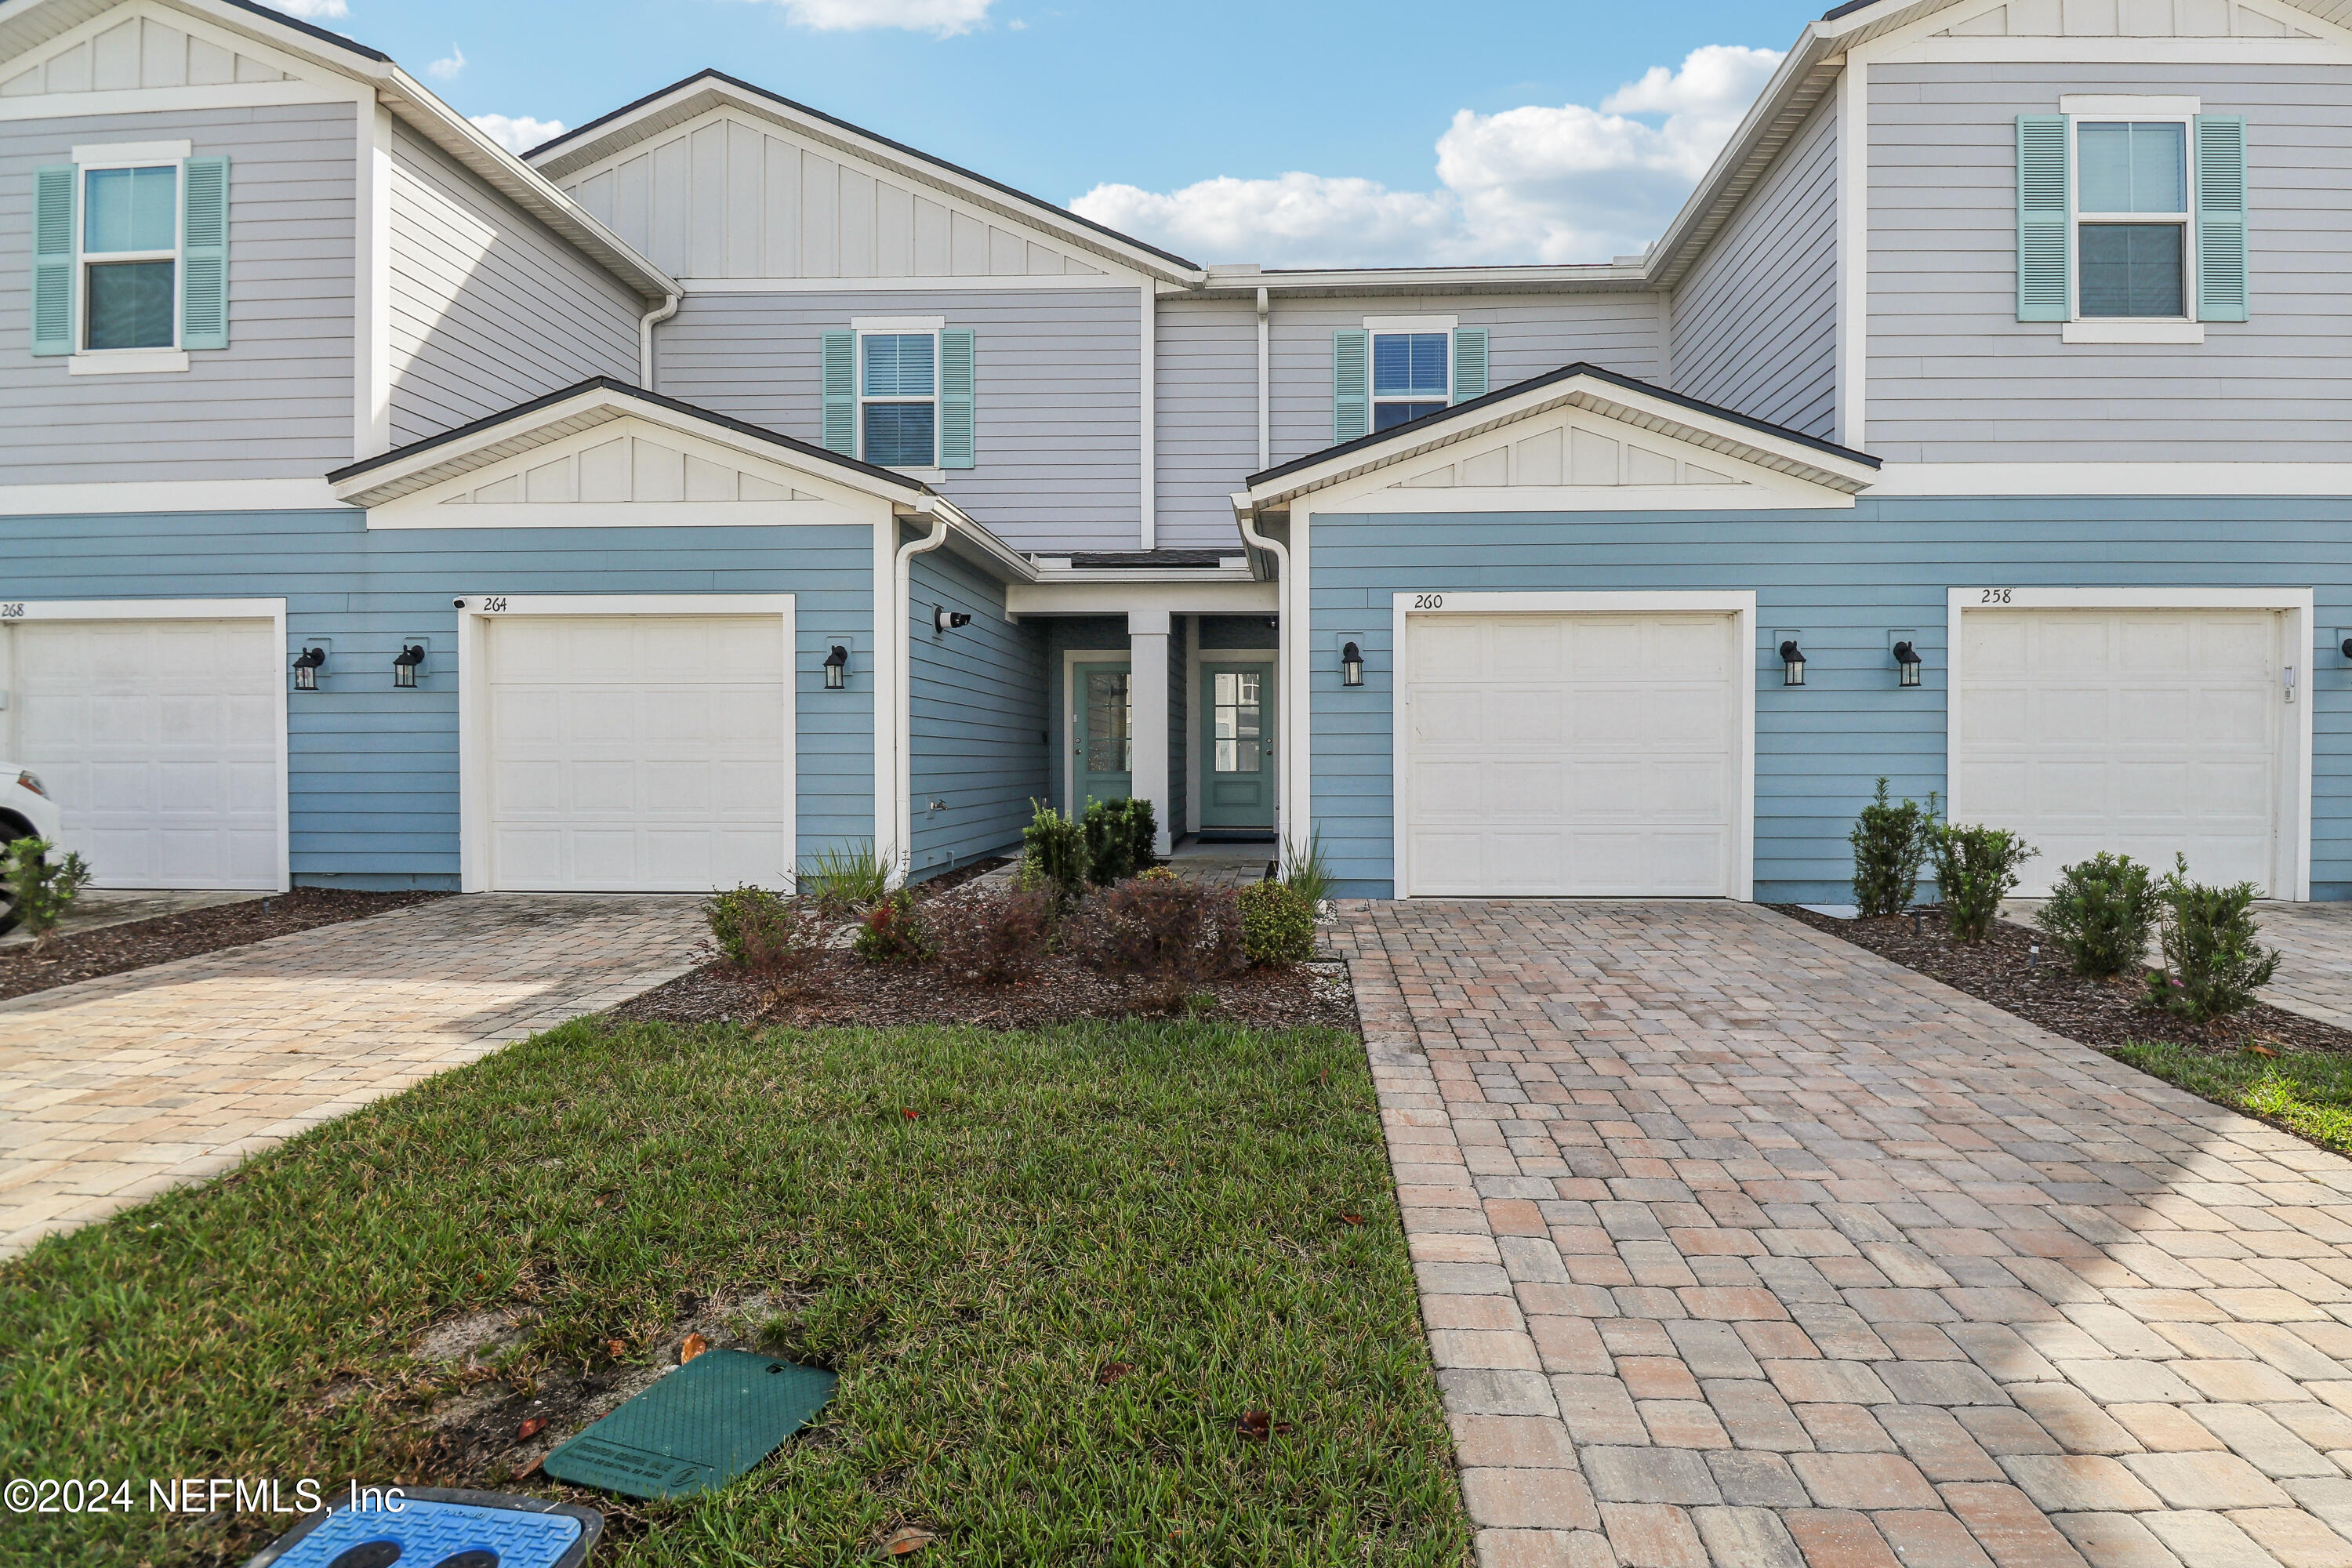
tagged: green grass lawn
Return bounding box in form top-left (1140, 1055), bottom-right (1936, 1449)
top-left (0, 1019), bottom-right (1468, 1567)
top-left (2110, 1040), bottom-right (2352, 1156)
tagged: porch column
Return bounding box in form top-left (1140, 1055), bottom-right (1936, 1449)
top-left (1127, 609), bottom-right (1173, 857)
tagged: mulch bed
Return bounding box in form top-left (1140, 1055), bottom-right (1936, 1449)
top-left (0, 887), bottom-right (451, 1003)
top-left (1776, 902), bottom-right (2352, 1057)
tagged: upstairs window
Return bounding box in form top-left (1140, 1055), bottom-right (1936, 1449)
top-left (818, 324), bottom-right (976, 469)
top-left (861, 332), bottom-right (937, 467)
top-left (31, 148), bottom-right (229, 364)
top-left (82, 165), bottom-right (180, 350)
top-left (1372, 332), bottom-right (1450, 430)
top-left (2077, 121), bottom-right (2188, 318)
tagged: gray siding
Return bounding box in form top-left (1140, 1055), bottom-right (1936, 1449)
top-left (387, 122), bottom-right (643, 445)
top-left (1156, 296), bottom-right (1256, 550)
top-left (1306, 498), bottom-right (2352, 901)
top-left (1266, 292), bottom-right (1665, 474)
top-left (659, 286), bottom-right (1143, 551)
top-left (0, 102), bottom-right (356, 484)
top-left (1671, 96), bottom-right (1838, 439)
top-left (0, 510), bottom-right (876, 887)
top-left (1868, 61), bottom-right (2352, 463)
top-left (908, 542), bottom-right (1047, 878)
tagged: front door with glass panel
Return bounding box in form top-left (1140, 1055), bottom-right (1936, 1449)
top-left (1073, 662), bottom-right (1133, 808)
top-left (1200, 661), bottom-right (1276, 830)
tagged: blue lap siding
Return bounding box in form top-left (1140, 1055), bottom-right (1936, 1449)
top-left (1308, 497), bottom-right (2352, 902)
top-left (907, 543), bottom-right (1047, 879)
top-left (1, 509), bottom-right (877, 889)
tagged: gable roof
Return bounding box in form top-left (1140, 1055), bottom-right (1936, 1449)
top-left (327, 376), bottom-right (930, 507)
top-left (1241, 362), bottom-right (1880, 509)
top-left (525, 69), bottom-right (1203, 284)
top-left (0, 0), bottom-right (679, 301)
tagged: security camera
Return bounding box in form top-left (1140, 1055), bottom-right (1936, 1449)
top-left (934, 605), bottom-right (971, 633)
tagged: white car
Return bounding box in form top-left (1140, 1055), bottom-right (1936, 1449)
top-left (0, 765), bottom-right (65, 935)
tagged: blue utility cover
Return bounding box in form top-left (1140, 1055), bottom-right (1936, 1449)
top-left (245, 1487), bottom-right (599, 1568)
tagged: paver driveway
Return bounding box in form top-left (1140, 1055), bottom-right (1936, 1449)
top-left (0, 895), bottom-right (704, 1258)
top-left (2259, 906), bottom-right (2352, 1033)
top-left (1338, 899), bottom-right (2352, 1568)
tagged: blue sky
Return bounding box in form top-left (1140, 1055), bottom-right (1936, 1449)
top-left (273, 0), bottom-right (1829, 267)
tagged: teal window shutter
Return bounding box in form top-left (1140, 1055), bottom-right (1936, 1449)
top-left (180, 156), bottom-right (230, 350)
top-left (820, 329), bottom-right (856, 455)
top-left (2016, 114), bottom-right (2071, 322)
top-left (1333, 328), bottom-right (1369, 443)
top-left (1450, 327), bottom-right (1488, 403)
top-left (2195, 115), bottom-right (2249, 323)
top-left (938, 327), bottom-right (975, 469)
top-left (31, 165), bottom-right (74, 357)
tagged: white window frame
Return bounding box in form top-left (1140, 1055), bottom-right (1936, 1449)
top-left (851, 316), bottom-right (943, 476)
top-left (2067, 111), bottom-right (2200, 343)
top-left (70, 143), bottom-right (191, 372)
top-left (1368, 328), bottom-right (1453, 434)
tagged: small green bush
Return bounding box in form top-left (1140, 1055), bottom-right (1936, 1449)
top-left (854, 889), bottom-right (931, 963)
top-left (2143, 855), bottom-right (2281, 1022)
top-left (1281, 828), bottom-right (1334, 910)
top-left (1238, 879), bottom-right (1316, 967)
top-left (1849, 779), bottom-right (1937, 917)
top-left (1083, 797), bottom-right (1157, 885)
top-left (702, 884), bottom-right (829, 993)
top-left (1020, 800), bottom-right (1089, 910)
top-left (1, 837), bottom-right (91, 951)
top-left (1929, 821), bottom-right (2037, 942)
top-left (799, 840), bottom-right (891, 915)
top-left (2034, 852), bottom-right (2158, 980)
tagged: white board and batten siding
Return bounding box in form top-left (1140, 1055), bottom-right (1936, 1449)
top-left (0, 103), bottom-right (357, 485)
top-left (557, 111), bottom-right (1112, 282)
top-left (1399, 603), bottom-right (1751, 900)
top-left (387, 123), bottom-right (644, 448)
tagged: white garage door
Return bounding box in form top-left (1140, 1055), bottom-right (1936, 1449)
top-left (485, 615), bottom-right (790, 891)
top-left (1957, 608), bottom-right (2288, 896)
top-left (1403, 612), bottom-right (1743, 897)
top-left (9, 619), bottom-right (280, 888)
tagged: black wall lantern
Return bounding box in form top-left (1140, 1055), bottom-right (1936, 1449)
top-left (1893, 640), bottom-right (1922, 688)
top-left (1778, 640), bottom-right (1806, 688)
top-left (292, 645), bottom-right (327, 691)
top-left (1341, 641), bottom-right (1363, 688)
top-left (2341, 637), bottom-right (2352, 660)
top-left (392, 644), bottom-right (426, 688)
top-left (822, 643), bottom-right (850, 690)
top-left (933, 605), bottom-right (971, 633)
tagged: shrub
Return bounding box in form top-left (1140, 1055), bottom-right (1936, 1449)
top-left (1281, 828), bottom-right (1334, 911)
top-left (1, 838), bottom-right (92, 952)
top-left (1237, 879), bottom-right (1316, 967)
top-left (2143, 855), bottom-right (2281, 1022)
top-left (855, 889), bottom-right (931, 963)
top-left (1083, 797), bottom-right (1157, 885)
top-left (1073, 877), bottom-right (1245, 1012)
top-left (2035, 852), bottom-right (2159, 980)
top-left (800, 840), bottom-right (892, 916)
top-left (1929, 822), bottom-right (2038, 942)
top-left (924, 885), bottom-right (1054, 985)
top-left (1849, 779), bottom-right (1937, 917)
top-left (1021, 800), bottom-right (1089, 911)
top-left (701, 884), bottom-right (829, 995)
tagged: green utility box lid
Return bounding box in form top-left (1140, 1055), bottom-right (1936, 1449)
top-left (543, 1349), bottom-right (837, 1500)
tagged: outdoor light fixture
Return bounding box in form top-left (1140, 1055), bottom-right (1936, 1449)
top-left (391, 644), bottom-right (426, 688)
top-left (1779, 640), bottom-right (1806, 687)
top-left (2342, 636), bottom-right (2352, 660)
top-left (1893, 640), bottom-right (1922, 688)
top-left (1341, 641), bottom-right (1364, 687)
top-left (292, 645), bottom-right (327, 691)
top-left (822, 642), bottom-right (850, 690)
top-left (934, 605), bottom-right (971, 633)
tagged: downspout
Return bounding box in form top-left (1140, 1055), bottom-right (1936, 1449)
top-left (638, 292), bottom-right (679, 391)
top-left (1233, 495), bottom-right (1290, 850)
top-left (1256, 285), bottom-right (1271, 470)
top-left (891, 508), bottom-right (952, 886)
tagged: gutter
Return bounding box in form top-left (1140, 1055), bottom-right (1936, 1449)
top-left (639, 292), bottom-right (680, 390)
top-left (891, 510), bottom-right (952, 888)
top-left (1229, 492), bottom-right (1293, 848)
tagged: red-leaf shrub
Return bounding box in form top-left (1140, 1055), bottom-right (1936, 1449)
top-left (1073, 877), bottom-right (1245, 1012)
top-left (855, 889), bottom-right (931, 963)
top-left (924, 885), bottom-right (1054, 985)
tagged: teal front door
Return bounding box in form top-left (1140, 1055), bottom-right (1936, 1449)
top-left (1073, 661), bottom-right (1133, 808)
top-left (1200, 661), bottom-right (1275, 830)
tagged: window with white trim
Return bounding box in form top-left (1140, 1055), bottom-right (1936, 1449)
top-left (81, 162), bottom-right (180, 350)
top-left (1371, 332), bottom-right (1450, 430)
top-left (2076, 119), bottom-right (2190, 319)
top-left (859, 331), bottom-right (938, 467)
top-left (31, 147), bottom-right (228, 363)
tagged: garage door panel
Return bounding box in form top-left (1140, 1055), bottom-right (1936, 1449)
top-left (1404, 612), bottom-right (1739, 898)
top-left (485, 615), bottom-right (789, 891)
top-left (1959, 608), bottom-right (2284, 897)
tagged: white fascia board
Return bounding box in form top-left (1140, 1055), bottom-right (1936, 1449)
top-left (1869, 462), bottom-right (2352, 496)
top-left (1006, 579), bottom-right (1277, 617)
top-left (1338, 481), bottom-right (1853, 514)
top-left (1198, 264), bottom-right (1643, 298)
top-left (0, 79), bottom-right (357, 118)
top-left (0, 478), bottom-right (347, 514)
top-left (684, 274), bottom-right (1136, 293)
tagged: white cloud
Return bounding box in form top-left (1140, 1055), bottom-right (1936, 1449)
top-left (268, 0), bottom-right (350, 17)
top-left (427, 44), bottom-right (466, 82)
top-left (470, 114), bottom-right (566, 155)
top-left (1071, 45), bottom-right (1783, 268)
top-left (731, 0), bottom-right (996, 36)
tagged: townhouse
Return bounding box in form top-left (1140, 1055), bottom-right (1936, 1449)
top-left (1, 0), bottom-right (2346, 902)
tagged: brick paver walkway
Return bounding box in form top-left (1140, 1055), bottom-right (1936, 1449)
top-left (2258, 906), bottom-right (2352, 1033)
top-left (0, 895), bottom-right (704, 1258)
top-left (1338, 899), bottom-right (2352, 1568)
